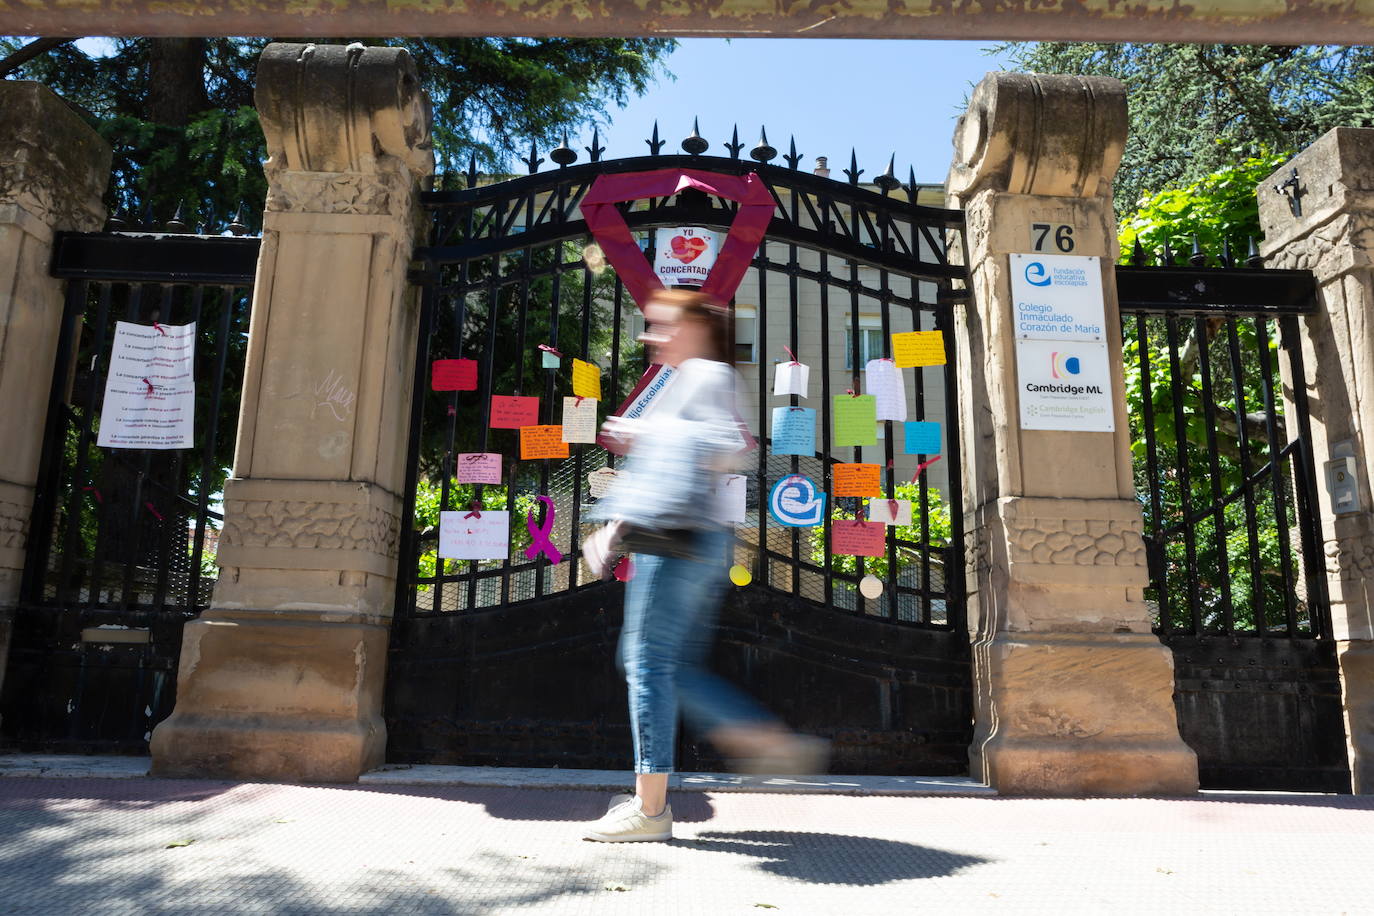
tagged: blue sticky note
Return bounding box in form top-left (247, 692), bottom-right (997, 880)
top-left (771, 406), bottom-right (816, 456)
top-left (903, 421), bottom-right (942, 456)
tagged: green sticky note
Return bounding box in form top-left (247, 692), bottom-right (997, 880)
top-left (541, 350), bottom-right (561, 369)
top-left (833, 394), bottom-right (878, 447)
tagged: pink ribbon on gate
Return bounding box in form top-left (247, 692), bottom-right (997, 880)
top-left (464, 502), bottom-right (482, 519)
top-left (783, 345), bottom-right (799, 365)
top-left (524, 495), bottom-right (563, 564)
top-left (82, 486), bottom-right (103, 504)
top-left (144, 501), bottom-right (164, 521)
top-left (578, 168), bottom-right (774, 310)
top-left (912, 455), bottom-right (942, 482)
top-left (142, 378), bottom-right (155, 398)
top-left (152, 322), bottom-right (167, 336)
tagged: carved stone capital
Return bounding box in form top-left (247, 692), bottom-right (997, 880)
top-left (256, 42), bottom-right (434, 219)
top-left (0, 81), bottom-right (110, 234)
top-left (1259, 128), bottom-right (1374, 260)
top-left (978, 496), bottom-right (1148, 588)
top-left (947, 72), bottom-right (1126, 204)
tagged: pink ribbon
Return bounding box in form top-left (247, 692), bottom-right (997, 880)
top-left (144, 501), bottom-right (163, 521)
top-left (888, 499), bottom-right (900, 519)
top-left (152, 322), bottom-right (167, 336)
top-left (579, 168), bottom-right (774, 310)
top-left (524, 495), bottom-right (563, 564)
top-left (913, 455), bottom-right (942, 482)
top-left (142, 378), bottom-right (155, 398)
top-left (538, 343), bottom-right (563, 357)
top-left (464, 502), bottom-right (482, 519)
top-left (784, 345), bottom-right (799, 365)
top-left (82, 486), bottom-right (103, 503)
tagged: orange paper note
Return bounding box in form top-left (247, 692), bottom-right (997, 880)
top-left (520, 425), bottom-right (570, 460)
top-left (832, 463), bottom-right (882, 497)
top-left (891, 331), bottom-right (946, 368)
top-left (572, 358), bottom-right (603, 400)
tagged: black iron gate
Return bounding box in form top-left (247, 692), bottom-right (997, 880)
top-left (0, 228), bottom-right (258, 753)
top-left (386, 139), bottom-right (974, 775)
top-left (1117, 245), bottom-right (1350, 792)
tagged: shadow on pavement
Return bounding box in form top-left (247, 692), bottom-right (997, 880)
top-left (682, 829), bottom-right (988, 884)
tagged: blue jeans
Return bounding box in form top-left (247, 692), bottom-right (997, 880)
top-left (618, 528), bottom-right (773, 774)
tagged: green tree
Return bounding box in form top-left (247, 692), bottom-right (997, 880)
top-left (999, 42), bottom-right (1374, 214)
top-left (0, 36), bottom-right (674, 226)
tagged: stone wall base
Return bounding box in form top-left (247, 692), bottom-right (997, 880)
top-left (1338, 639), bottom-right (1374, 793)
top-left (150, 613), bottom-right (389, 783)
top-left (971, 632), bottom-right (1199, 795)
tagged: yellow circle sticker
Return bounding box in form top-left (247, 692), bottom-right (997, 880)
top-left (728, 564), bottom-right (752, 587)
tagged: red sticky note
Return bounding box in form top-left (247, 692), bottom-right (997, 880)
top-left (432, 359), bottom-right (477, 391)
top-left (831, 520), bottom-right (886, 557)
top-left (490, 395), bottom-right (539, 429)
top-left (833, 463), bottom-right (882, 497)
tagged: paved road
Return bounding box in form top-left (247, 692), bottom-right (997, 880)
top-left (1, 775), bottom-right (1371, 914)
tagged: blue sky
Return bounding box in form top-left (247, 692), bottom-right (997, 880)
top-left (594, 39), bottom-right (1014, 184)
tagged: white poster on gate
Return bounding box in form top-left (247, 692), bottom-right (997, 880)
top-left (1015, 339), bottom-right (1115, 433)
top-left (653, 226), bottom-right (718, 287)
top-left (97, 320), bottom-right (196, 449)
top-left (1010, 253), bottom-right (1106, 342)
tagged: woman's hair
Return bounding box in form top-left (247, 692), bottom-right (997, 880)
top-left (647, 288), bottom-right (733, 364)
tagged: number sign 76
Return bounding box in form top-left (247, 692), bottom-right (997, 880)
top-left (1031, 223), bottom-right (1075, 253)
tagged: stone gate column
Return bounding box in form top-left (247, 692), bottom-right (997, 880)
top-left (0, 83), bottom-right (110, 706)
top-left (1258, 129), bottom-right (1374, 793)
top-left (946, 73), bottom-right (1198, 795)
top-left (150, 43), bottom-right (433, 782)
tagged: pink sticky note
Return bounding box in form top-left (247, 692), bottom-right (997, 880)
top-left (456, 452), bottom-right (502, 484)
top-left (490, 395), bottom-right (539, 429)
top-left (831, 520), bottom-right (886, 557)
top-left (432, 359), bottom-right (477, 391)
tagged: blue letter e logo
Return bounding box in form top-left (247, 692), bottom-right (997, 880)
top-left (1024, 261), bottom-right (1051, 287)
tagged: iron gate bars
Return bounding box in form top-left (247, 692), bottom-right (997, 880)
top-left (399, 150), bottom-right (968, 629)
top-left (1116, 257), bottom-right (1328, 638)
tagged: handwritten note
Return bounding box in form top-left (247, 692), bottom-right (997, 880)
top-left (572, 358), bottom-right (603, 400)
top-left (588, 467), bottom-right (621, 498)
top-left (561, 396), bottom-right (598, 443)
top-left (439, 509), bottom-right (510, 560)
top-left (903, 421), bottom-right (942, 455)
top-left (97, 320), bottom-right (196, 449)
top-left (520, 425), bottom-right (570, 460)
top-left (833, 463), bottom-right (882, 497)
top-left (831, 520), bottom-right (886, 557)
top-left (868, 498), bottom-right (913, 526)
top-left (456, 452), bottom-right (502, 484)
top-left (773, 361), bottom-right (810, 398)
top-left (865, 358), bottom-right (907, 422)
top-left (490, 395), bottom-right (539, 429)
top-left (832, 395), bottom-right (877, 447)
top-left (771, 406), bottom-right (816, 456)
top-left (891, 331), bottom-right (946, 368)
top-left (715, 473), bottom-right (748, 524)
top-left (432, 358), bottom-right (478, 391)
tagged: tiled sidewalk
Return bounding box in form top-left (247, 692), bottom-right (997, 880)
top-left (0, 764), bottom-right (1371, 914)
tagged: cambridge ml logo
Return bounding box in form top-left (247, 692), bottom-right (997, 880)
top-left (1050, 351), bottom-right (1082, 378)
top-left (1024, 261), bottom-right (1052, 287)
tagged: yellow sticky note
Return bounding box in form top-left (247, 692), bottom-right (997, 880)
top-left (572, 359), bottom-right (602, 400)
top-left (891, 331), bottom-right (946, 368)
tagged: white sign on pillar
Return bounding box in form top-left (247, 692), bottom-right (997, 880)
top-left (1011, 253), bottom-right (1114, 432)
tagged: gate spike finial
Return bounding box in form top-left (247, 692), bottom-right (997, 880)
top-left (906, 166), bottom-right (922, 201)
top-left (783, 136), bottom-right (802, 170)
top-left (1189, 233), bottom-right (1207, 267)
top-left (522, 140), bottom-right (544, 174)
top-left (1161, 239), bottom-right (1175, 266)
top-left (586, 127), bottom-right (605, 162)
top-left (466, 152), bottom-right (479, 189)
top-left (165, 200), bottom-right (189, 232)
top-left (647, 121), bottom-right (665, 156)
top-left (726, 125), bottom-right (743, 159)
top-left (875, 154), bottom-right (901, 193)
top-left (551, 131), bottom-right (577, 166)
top-left (1221, 237), bottom-right (1234, 268)
top-left (843, 148), bottom-right (863, 185)
top-left (681, 117), bottom-right (709, 156)
top-left (1246, 236), bottom-right (1263, 268)
top-left (228, 202), bottom-right (248, 236)
top-left (1130, 238), bottom-right (1146, 266)
top-left (750, 127), bottom-right (776, 163)
top-left (106, 203), bottom-right (128, 231)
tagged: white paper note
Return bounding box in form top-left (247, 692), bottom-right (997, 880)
top-left (773, 361), bottom-right (810, 398)
top-left (867, 498), bottom-right (913, 526)
top-left (588, 467), bottom-right (621, 498)
top-left (97, 321), bottom-right (197, 449)
top-left (561, 396), bottom-right (598, 443)
top-left (439, 509), bottom-right (510, 560)
top-left (715, 474), bottom-right (748, 524)
top-left (864, 358), bottom-right (907, 422)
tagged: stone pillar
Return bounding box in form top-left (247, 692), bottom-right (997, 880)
top-left (0, 83), bottom-right (110, 705)
top-left (150, 43), bottom-right (433, 783)
top-left (1258, 128), bottom-right (1374, 793)
top-left (946, 73), bottom-right (1198, 795)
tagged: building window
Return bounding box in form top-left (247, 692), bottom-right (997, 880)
top-left (844, 323), bottom-right (885, 369)
top-left (734, 307), bottom-right (757, 364)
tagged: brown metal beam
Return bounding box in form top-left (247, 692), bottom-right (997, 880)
top-left (2, 1), bottom-right (1374, 44)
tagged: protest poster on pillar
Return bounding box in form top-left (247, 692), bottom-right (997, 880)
top-left (97, 321), bottom-right (196, 449)
top-left (653, 226), bottom-right (718, 287)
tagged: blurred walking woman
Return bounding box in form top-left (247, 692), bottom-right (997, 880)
top-left (582, 289), bottom-right (826, 844)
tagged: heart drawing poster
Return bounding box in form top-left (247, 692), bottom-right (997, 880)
top-left (653, 226), bottom-right (718, 287)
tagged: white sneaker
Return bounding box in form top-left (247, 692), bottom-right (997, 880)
top-left (583, 796), bottom-right (673, 843)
